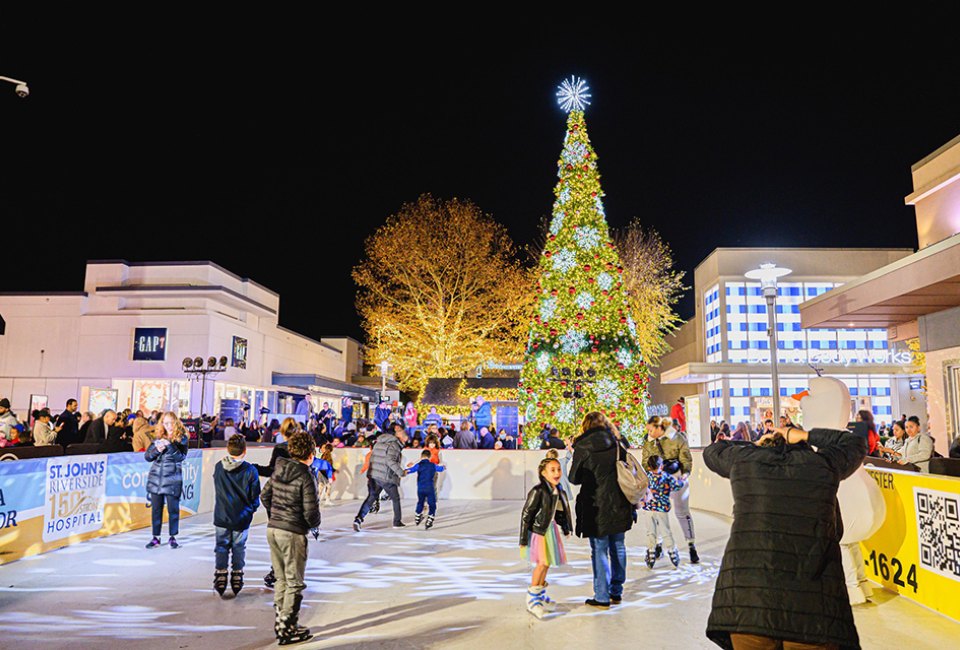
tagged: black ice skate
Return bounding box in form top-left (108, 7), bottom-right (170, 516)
top-left (230, 569), bottom-right (243, 595)
top-left (654, 543), bottom-right (662, 560)
top-left (213, 569), bottom-right (228, 596)
top-left (414, 512), bottom-right (424, 526)
top-left (645, 549), bottom-right (655, 568)
top-left (689, 543), bottom-right (700, 564)
top-left (668, 549), bottom-right (681, 567)
top-left (264, 568), bottom-right (276, 588)
top-left (425, 515), bottom-right (435, 530)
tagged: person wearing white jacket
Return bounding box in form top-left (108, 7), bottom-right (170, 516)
top-left (33, 409), bottom-right (61, 446)
top-left (899, 415), bottom-right (934, 472)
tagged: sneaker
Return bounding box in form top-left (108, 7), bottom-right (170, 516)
top-left (145, 537), bottom-right (161, 549)
top-left (169, 537), bottom-right (180, 549)
top-left (689, 543), bottom-right (700, 564)
top-left (393, 521), bottom-right (406, 528)
top-left (610, 595), bottom-right (622, 604)
top-left (668, 549), bottom-right (680, 567)
top-left (425, 515), bottom-right (435, 530)
top-left (654, 543), bottom-right (662, 560)
top-left (585, 598), bottom-right (610, 608)
top-left (645, 549), bottom-right (655, 569)
top-left (230, 570), bottom-right (244, 595)
top-left (353, 518), bottom-right (362, 532)
top-left (213, 569), bottom-right (228, 596)
top-left (414, 512), bottom-right (424, 526)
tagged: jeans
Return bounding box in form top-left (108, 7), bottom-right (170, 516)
top-left (150, 492), bottom-right (180, 537)
top-left (670, 478), bottom-right (695, 543)
top-left (644, 511), bottom-right (675, 549)
top-left (267, 528), bottom-right (307, 621)
top-left (416, 489), bottom-right (437, 516)
top-left (214, 527), bottom-right (249, 571)
top-left (357, 479), bottom-right (402, 525)
top-left (589, 533), bottom-right (626, 602)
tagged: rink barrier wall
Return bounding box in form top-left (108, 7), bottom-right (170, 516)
top-left (3, 445), bottom-right (960, 624)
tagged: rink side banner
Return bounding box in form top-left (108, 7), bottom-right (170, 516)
top-left (862, 467), bottom-right (960, 622)
top-left (0, 450), bottom-right (203, 565)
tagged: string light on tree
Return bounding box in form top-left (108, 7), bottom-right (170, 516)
top-left (519, 77), bottom-right (650, 445)
top-left (556, 76), bottom-right (592, 113)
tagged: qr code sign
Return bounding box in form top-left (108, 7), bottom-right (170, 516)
top-left (914, 487), bottom-right (960, 582)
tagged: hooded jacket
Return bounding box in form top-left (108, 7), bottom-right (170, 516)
top-left (570, 426), bottom-right (633, 538)
top-left (641, 430), bottom-right (693, 475)
top-left (261, 456), bottom-right (321, 535)
top-left (703, 429), bottom-right (865, 650)
top-left (214, 455), bottom-right (261, 531)
top-left (145, 437), bottom-right (188, 496)
top-left (519, 476), bottom-right (572, 545)
top-left (369, 432), bottom-right (405, 486)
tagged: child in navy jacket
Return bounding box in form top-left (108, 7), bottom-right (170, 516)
top-left (406, 450), bottom-right (445, 529)
top-left (213, 434), bottom-right (261, 596)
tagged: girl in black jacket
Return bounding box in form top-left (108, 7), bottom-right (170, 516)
top-left (144, 412), bottom-right (189, 549)
top-left (519, 457), bottom-right (572, 619)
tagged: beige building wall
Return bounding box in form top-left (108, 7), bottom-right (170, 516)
top-left (907, 134), bottom-right (960, 249)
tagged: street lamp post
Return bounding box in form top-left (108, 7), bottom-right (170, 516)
top-left (745, 263), bottom-right (792, 423)
top-left (380, 360), bottom-right (389, 395)
top-left (0, 76), bottom-right (30, 98)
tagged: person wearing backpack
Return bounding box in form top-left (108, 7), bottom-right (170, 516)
top-left (570, 411), bottom-right (634, 608)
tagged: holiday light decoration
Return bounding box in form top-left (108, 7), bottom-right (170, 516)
top-left (556, 76), bottom-right (592, 113)
top-left (518, 81), bottom-right (649, 445)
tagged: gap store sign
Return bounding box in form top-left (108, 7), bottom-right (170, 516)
top-left (132, 327), bottom-right (167, 361)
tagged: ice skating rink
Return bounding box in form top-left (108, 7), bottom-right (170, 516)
top-left (0, 500), bottom-right (956, 649)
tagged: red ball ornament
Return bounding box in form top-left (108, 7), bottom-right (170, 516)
top-left (576, 313), bottom-right (584, 320)
top-left (618, 363), bottom-right (625, 369)
top-left (545, 251), bottom-right (552, 258)
top-left (549, 234), bottom-right (556, 241)
top-left (592, 346), bottom-right (599, 352)
top-left (568, 287), bottom-right (576, 294)
top-left (587, 277), bottom-right (595, 283)
top-left (560, 381), bottom-right (567, 387)
top-left (602, 290), bottom-right (609, 296)
top-left (620, 317), bottom-right (627, 324)
top-left (551, 289), bottom-right (558, 297)
top-left (632, 388), bottom-right (639, 394)
top-left (591, 301), bottom-right (596, 306)
top-left (591, 192), bottom-right (597, 197)
top-left (526, 387), bottom-right (533, 394)
top-left (617, 267), bottom-right (623, 274)
top-left (549, 329), bottom-right (557, 336)
top-left (584, 264), bottom-right (591, 271)
top-left (560, 318), bottom-right (567, 324)
top-left (583, 165), bottom-right (589, 171)
top-left (567, 164), bottom-right (573, 171)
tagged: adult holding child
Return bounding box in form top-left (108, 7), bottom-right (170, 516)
top-left (144, 411), bottom-right (189, 549)
top-left (642, 415), bottom-right (699, 564)
top-left (570, 411), bottom-right (633, 608)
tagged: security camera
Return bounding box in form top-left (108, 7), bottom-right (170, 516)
top-left (14, 83), bottom-right (28, 98)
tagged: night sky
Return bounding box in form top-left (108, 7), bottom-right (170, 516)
top-left (4, 17), bottom-right (960, 344)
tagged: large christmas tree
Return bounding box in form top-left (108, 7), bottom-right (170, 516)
top-left (519, 77), bottom-right (649, 446)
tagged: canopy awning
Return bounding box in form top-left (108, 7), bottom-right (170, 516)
top-left (660, 362), bottom-right (918, 384)
top-left (799, 232), bottom-right (960, 329)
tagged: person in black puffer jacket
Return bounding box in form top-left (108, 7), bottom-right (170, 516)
top-left (703, 426), bottom-right (866, 650)
top-left (261, 430), bottom-right (320, 644)
top-left (570, 411), bottom-right (633, 608)
top-left (144, 412), bottom-right (189, 550)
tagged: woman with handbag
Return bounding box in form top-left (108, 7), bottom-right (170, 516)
top-left (570, 411), bottom-right (633, 608)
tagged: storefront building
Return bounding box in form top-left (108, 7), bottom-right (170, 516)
top-left (0, 260), bottom-right (378, 421)
top-left (800, 135), bottom-right (960, 456)
top-left (653, 248), bottom-right (927, 437)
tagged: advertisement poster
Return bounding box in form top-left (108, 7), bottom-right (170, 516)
top-left (42, 455), bottom-right (107, 542)
top-left (29, 394), bottom-right (49, 428)
top-left (89, 388), bottom-right (118, 414)
top-left (0, 449), bottom-right (204, 565)
top-left (232, 336), bottom-right (248, 369)
top-left (135, 380), bottom-right (169, 415)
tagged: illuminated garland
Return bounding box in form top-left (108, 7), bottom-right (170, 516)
top-left (519, 95), bottom-right (649, 447)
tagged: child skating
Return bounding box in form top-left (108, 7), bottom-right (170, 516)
top-left (313, 443), bottom-right (336, 507)
top-left (642, 454), bottom-right (687, 568)
top-left (261, 430), bottom-right (321, 645)
top-left (519, 457), bottom-right (572, 618)
top-left (212, 434), bottom-right (261, 596)
top-left (405, 449), bottom-right (445, 529)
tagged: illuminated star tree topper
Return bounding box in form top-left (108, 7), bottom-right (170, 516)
top-left (556, 76), bottom-right (592, 113)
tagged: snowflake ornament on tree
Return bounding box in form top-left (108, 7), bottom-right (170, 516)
top-left (540, 297), bottom-right (558, 321)
top-left (597, 272), bottom-right (614, 292)
top-left (574, 226), bottom-right (601, 250)
top-left (551, 249), bottom-right (576, 273)
top-left (560, 328), bottom-right (588, 354)
top-left (555, 401), bottom-right (575, 424)
top-left (576, 292), bottom-right (594, 310)
top-left (594, 378), bottom-right (620, 407)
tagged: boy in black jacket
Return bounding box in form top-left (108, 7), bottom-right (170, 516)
top-left (213, 434), bottom-right (261, 596)
top-left (261, 431), bottom-right (321, 645)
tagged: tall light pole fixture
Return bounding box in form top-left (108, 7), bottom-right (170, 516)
top-left (745, 263), bottom-right (792, 423)
top-left (182, 355), bottom-right (228, 422)
top-left (0, 76), bottom-right (30, 98)
top-left (380, 360), bottom-right (389, 395)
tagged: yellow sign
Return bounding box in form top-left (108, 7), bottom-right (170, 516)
top-left (862, 467), bottom-right (960, 622)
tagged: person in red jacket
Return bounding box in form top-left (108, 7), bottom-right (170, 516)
top-left (670, 397), bottom-right (686, 433)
